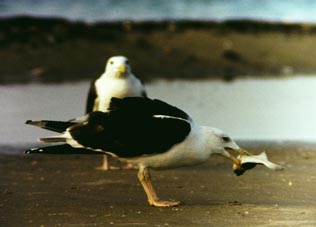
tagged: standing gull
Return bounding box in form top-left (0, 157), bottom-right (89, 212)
top-left (86, 56), bottom-right (147, 170)
top-left (26, 97), bottom-right (246, 207)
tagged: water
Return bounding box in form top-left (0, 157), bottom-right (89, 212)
top-left (1, 0), bottom-right (316, 23)
top-left (1, 76), bottom-right (316, 154)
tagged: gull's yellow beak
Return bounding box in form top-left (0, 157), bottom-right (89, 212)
top-left (224, 147), bottom-right (250, 155)
top-left (235, 148), bottom-right (251, 156)
top-left (118, 64), bottom-right (126, 73)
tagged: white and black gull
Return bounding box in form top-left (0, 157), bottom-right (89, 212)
top-left (86, 56), bottom-right (147, 170)
top-left (26, 97), bottom-right (247, 207)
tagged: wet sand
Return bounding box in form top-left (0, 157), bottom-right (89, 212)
top-left (1, 141), bottom-right (316, 227)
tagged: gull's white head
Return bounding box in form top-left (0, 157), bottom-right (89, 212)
top-left (205, 127), bottom-right (240, 157)
top-left (104, 56), bottom-right (131, 77)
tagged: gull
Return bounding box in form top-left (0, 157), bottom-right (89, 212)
top-left (86, 56), bottom-right (147, 170)
top-left (26, 97), bottom-right (246, 207)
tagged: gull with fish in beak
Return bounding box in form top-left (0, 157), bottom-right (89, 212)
top-left (26, 97), bottom-right (249, 207)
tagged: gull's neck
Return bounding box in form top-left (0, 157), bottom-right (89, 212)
top-left (199, 125), bottom-right (221, 157)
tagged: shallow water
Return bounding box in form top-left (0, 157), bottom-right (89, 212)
top-left (1, 76), bottom-right (316, 150)
top-left (148, 77), bottom-right (316, 141)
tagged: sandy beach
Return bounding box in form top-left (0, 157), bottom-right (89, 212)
top-left (1, 141), bottom-right (316, 227)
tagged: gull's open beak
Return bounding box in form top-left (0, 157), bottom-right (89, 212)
top-left (223, 147), bottom-right (241, 168)
top-left (118, 64), bottom-right (126, 73)
top-left (223, 147), bottom-right (252, 169)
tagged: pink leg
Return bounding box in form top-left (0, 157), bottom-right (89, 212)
top-left (138, 167), bottom-right (182, 207)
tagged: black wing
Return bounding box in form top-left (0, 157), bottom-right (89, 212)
top-left (140, 80), bottom-right (148, 98)
top-left (141, 89), bottom-right (147, 98)
top-left (85, 80), bottom-right (97, 114)
top-left (109, 97), bottom-right (192, 122)
top-left (69, 97), bottom-right (192, 158)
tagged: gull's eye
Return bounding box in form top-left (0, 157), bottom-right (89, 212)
top-left (222, 136), bottom-right (231, 143)
top-left (110, 61), bottom-right (114, 65)
top-left (125, 60), bottom-right (129, 65)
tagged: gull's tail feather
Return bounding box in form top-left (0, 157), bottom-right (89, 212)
top-left (25, 120), bottom-right (75, 133)
top-left (25, 144), bottom-right (103, 155)
top-left (38, 131), bottom-right (72, 143)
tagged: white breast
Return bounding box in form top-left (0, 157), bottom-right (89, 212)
top-left (94, 74), bottom-right (144, 112)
